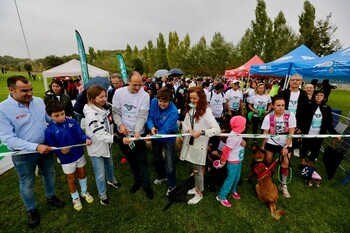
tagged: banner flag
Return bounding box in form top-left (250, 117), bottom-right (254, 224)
top-left (0, 140), bottom-right (14, 174)
top-left (117, 53), bottom-right (128, 84)
top-left (75, 30), bottom-right (89, 86)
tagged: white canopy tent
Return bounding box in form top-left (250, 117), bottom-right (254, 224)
top-left (42, 59), bottom-right (109, 91)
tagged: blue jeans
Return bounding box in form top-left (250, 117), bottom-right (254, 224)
top-left (218, 162), bottom-right (242, 200)
top-left (119, 140), bottom-right (150, 188)
top-left (152, 140), bottom-right (176, 188)
top-left (12, 153), bottom-right (56, 211)
top-left (90, 156), bottom-right (116, 196)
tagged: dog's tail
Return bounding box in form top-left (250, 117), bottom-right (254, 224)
top-left (269, 202), bottom-right (286, 221)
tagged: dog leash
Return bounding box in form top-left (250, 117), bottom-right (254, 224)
top-left (255, 158), bottom-right (279, 179)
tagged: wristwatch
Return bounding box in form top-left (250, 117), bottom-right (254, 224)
top-left (201, 130), bottom-right (205, 136)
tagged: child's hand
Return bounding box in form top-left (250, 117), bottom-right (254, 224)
top-left (240, 139), bottom-right (246, 148)
top-left (122, 137), bottom-right (131, 145)
top-left (151, 127), bottom-right (158, 135)
top-left (86, 139), bottom-right (92, 146)
top-left (220, 160), bottom-right (226, 166)
top-left (211, 150), bottom-right (220, 158)
top-left (61, 148), bottom-right (70, 154)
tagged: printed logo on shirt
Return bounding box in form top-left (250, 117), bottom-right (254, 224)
top-left (234, 96), bottom-right (239, 99)
top-left (315, 114), bottom-right (322, 118)
top-left (238, 148), bottom-right (245, 160)
top-left (290, 100), bottom-right (297, 105)
top-left (214, 99), bottom-right (221, 104)
top-left (16, 113), bottom-right (27, 119)
top-left (258, 101), bottom-right (264, 105)
top-left (123, 104), bottom-right (136, 111)
top-left (68, 123), bottom-right (74, 128)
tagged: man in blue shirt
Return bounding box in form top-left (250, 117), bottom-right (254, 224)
top-left (0, 76), bottom-right (65, 228)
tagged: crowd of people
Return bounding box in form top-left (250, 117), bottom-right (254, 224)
top-left (0, 72), bottom-right (340, 228)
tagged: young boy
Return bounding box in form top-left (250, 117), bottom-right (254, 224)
top-left (45, 101), bottom-right (93, 211)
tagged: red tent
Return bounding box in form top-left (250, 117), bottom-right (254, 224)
top-left (224, 55), bottom-right (265, 79)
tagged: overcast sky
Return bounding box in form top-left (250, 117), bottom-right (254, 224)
top-left (1, 0), bottom-right (349, 59)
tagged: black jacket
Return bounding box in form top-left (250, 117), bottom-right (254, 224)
top-left (301, 102), bottom-right (337, 135)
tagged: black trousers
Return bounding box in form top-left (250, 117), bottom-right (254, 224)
top-left (300, 138), bottom-right (324, 162)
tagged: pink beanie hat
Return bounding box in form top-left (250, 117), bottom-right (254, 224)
top-left (230, 116), bottom-right (246, 133)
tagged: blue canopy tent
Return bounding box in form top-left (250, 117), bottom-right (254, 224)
top-left (250, 45), bottom-right (318, 88)
top-left (291, 47), bottom-right (350, 84)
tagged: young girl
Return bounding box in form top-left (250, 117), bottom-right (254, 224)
top-left (261, 96), bottom-right (296, 198)
top-left (83, 85), bottom-right (130, 205)
top-left (300, 90), bottom-right (339, 167)
top-left (180, 86), bottom-right (220, 205)
top-left (216, 116), bottom-right (246, 207)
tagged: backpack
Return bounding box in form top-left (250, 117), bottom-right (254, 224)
top-left (163, 176), bottom-right (194, 211)
top-left (209, 90), bottom-right (226, 114)
top-left (269, 112), bottom-right (290, 134)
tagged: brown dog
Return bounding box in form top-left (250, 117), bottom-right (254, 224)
top-left (252, 144), bottom-right (285, 220)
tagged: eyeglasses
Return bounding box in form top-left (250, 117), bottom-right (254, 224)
top-left (233, 83), bottom-right (239, 85)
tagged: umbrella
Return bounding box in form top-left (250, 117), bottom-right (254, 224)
top-left (84, 76), bottom-right (110, 90)
top-left (154, 69), bottom-right (169, 78)
top-left (168, 68), bottom-right (184, 77)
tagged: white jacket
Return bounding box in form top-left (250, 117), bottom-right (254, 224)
top-left (180, 107), bottom-right (220, 165)
top-left (83, 104), bottom-right (114, 157)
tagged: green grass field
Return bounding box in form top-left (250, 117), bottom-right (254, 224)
top-left (0, 72), bottom-right (350, 232)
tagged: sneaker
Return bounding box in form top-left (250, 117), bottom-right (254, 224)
top-left (107, 180), bottom-right (121, 189)
top-left (47, 195), bottom-right (65, 208)
top-left (81, 192), bottom-right (94, 204)
top-left (187, 188), bottom-right (197, 195)
top-left (100, 196), bottom-right (109, 205)
top-left (27, 209), bottom-right (40, 228)
top-left (188, 193), bottom-right (203, 205)
top-left (294, 149), bottom-right (300, 157)
top-left (166, 187), bottom-right (175, 196)
top-left (144, 186), bottom-right (154, 200)
top-left (278, 184), bottom-right (291, 198)
top-left (73, 198), bottom-right (82, 211)
top-left (130, 182), bottom-right (142, 194)
top-left (216, 196), bottom-right (232, 207)
top-left (153, 178), bottom-right (167, 185)
top-left (232, 192), bottom-right (241, 200)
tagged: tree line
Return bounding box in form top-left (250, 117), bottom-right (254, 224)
top-left (0, 0), bottom-right (341, 77)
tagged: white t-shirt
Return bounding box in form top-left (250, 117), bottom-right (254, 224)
top-left (225, 89), bottom-right (243, 111)
top-left (249, 94), bottom-right (272, 117)
top-left (207, 91), bottom-right (225, 118)
top-left (225, 132), bottom-right (245, 162)
top-left (308, 107), bottom-right (322, 135)
top-left (288, 91), bottom-right (300, 114)
top-left (112, 87), bottom-right (149, 135)
top-left (261, 112), bottom-right (296, 146)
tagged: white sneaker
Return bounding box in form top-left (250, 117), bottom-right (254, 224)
top-left (294, 149), bottom-right (300, 157)
top-left (73, 198), bottom-right (82, 211)
top-left (81, 192), bottom-right (94, 204)
top-left (153, 178), bottom-right (167, 185)
top-left (188, 193), bottom-right (203, 205)
top-left (187, 188), bottom-right (196, 195)
top-left (278, 184), bottom-right (291, 198)
top-left (166, 187), bottom-right (175, 196)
